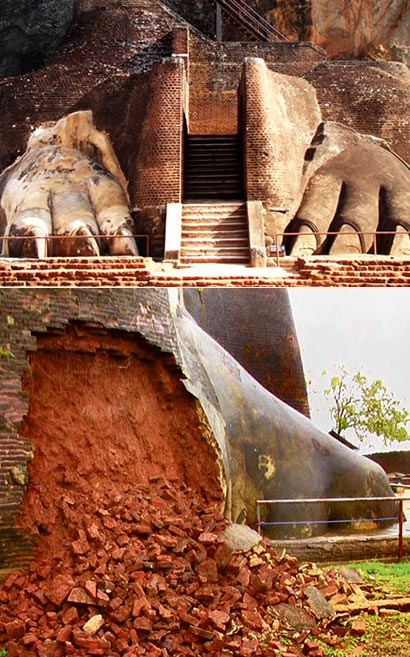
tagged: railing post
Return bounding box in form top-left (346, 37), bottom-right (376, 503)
top-left (256, 501), bottom-right (262, 535)
top-left (215, 4), bottom-right (222, 41)
top-left (398, 498), bottom-right (404, 561)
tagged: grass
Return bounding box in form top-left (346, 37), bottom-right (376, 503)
top-left (322, 614), bottom-right (410, 657)
top-left (348, 559), bottom-right (410, 594)
top-left (321, 560), bottom-right (410, 657)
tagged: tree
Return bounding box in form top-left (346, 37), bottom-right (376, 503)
top-left (321, 365), bottom-right (410, 444)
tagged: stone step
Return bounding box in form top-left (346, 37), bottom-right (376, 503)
top-left (181, 238), bottom-right (249, 249)
top-left (183, 202), bottom-right (245, 210)
top-left (185, 170), bottom-right (242, 181)
top-left (179, 253), bottom-right (250, 264)
top-left (184, 134), bottom-right (243, 202)
top-left (186, 135), bottom-right (241, 142)
top-left (182, 229), bottom-right (248, 240)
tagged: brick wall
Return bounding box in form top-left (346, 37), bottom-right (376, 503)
top-left (0, 0), bottom-right (408, 261)
top-left (188, 33), bottom-right (324, 134)
top-left (131, 57), bottom-right (185, 207)
top-left (0, 2), bottom-right (176, 172)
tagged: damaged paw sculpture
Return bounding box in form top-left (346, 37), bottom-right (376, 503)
top-left (0, 111), bottom-right (138, 258)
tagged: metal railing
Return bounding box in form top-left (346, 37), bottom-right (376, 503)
top-left (268, 229), bottom-right (410, 267)
top-left (0, 233), bottom-right (150, 258)
top-left (213, 0), bottom-right (289, 42)
top-left (256, 496), bottom-right (410, 560)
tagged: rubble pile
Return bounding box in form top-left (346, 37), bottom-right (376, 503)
top-left (0, 478), bottom-right (391, 657)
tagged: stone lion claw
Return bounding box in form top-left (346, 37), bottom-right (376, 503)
top-left (0, 111), bottom-right (139, 258)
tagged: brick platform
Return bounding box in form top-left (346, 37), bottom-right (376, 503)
top-left (1, 255), bottom-right (410, 286)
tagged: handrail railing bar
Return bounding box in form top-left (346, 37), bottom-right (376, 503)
top-left (221, 0), bottom-right (287, 37)
top-left (255, 496), bottom-right (408, 560)
top-left (219, 4), bottom-right (275, 41)
top-left (216, 0), bottom-right (289, 42)
top-left (222, 0), bottom-right (287, 41)
top-left (259, 516), bottom-right (400, 526)
top-left (257, 496), bottom-right (409, 504)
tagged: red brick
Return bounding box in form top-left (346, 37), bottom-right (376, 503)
top-left (5, 620), bottom-right (26, 640)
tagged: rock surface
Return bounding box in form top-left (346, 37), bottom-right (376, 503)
top-left (310, 0), bottom-right (410, 60)
top-left (0, 0), bottom-right (74, 76)
top-left (267, 0), bottom-right (410, 61)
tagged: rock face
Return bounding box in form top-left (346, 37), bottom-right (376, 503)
top-left (310, 0), bottom-right (410, 60)
top-left (264, 0), bottom-right (410, 61)
top-left (0, 0), bottom-right (74, 76)
top-left (1, 0), bottom-right (409, 75)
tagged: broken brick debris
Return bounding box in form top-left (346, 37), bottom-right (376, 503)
top-left (0, 479), bottom-right (404, 656)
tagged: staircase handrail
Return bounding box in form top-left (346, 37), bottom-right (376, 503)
top-left (215, 0), bottom-right (289, 42)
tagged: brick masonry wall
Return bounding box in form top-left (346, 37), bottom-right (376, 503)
top-left (188, 33), bottom-right (324, 134)
top-left (131, 57), bottom-right (185, 206)
top-left (0, 289), bottom-right (179, 572)
top-left (0, 2), bottom-right (176, 172)
top-left (1, 255), bottom-right (410, 286)
top-left (0, 0), bottom-right (408, 266)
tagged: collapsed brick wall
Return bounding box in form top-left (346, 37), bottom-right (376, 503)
top-left (0, 289), bottom-right (188, 572)
top-left (17, 324), bottom-right (222, 557)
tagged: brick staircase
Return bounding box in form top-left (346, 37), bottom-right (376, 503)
top-left (180, 202), bottom-right (250, 265)
top-left (184, 135), bottom-right (244, 201)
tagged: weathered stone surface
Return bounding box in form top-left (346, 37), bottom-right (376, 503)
top-left (220, 524), bottom-right (263, 552)
top-left (304, 585), bottom-right (336, 619)
top-left (338, 566), bottom-right (363, 584)
top-left (270, 603), bottom-right (316, 631)
top-left (310, 0), bottom-right (410, 60)
top-left (284, 122), bottom-right (410, 257)
top-left (265, 0), bottom-right (410, 62)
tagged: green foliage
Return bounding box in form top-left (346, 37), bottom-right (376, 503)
top-left (321, 365), bottom-right (410, 444)
top-left (0, 648), bottom-right (8, 657)
top-left (0, 345), bottom-right (14, 359)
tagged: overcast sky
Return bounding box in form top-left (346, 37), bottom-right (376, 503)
top-left (289, 288), bottom-right (410, 453)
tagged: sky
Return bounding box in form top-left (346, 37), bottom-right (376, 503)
top-left (289, 288), bottom-right (410, 454)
